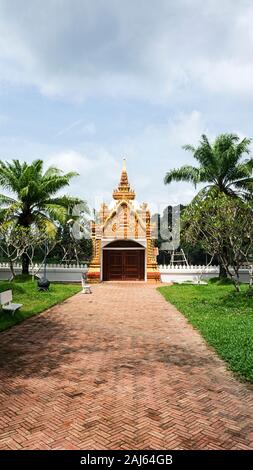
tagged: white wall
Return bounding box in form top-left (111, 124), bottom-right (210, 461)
top-left (0, 263), bottom-right (86, 283)
top-left (159, 265), bottom-right (251, 284)
top-left (0, 263), bottom-right (251, 284)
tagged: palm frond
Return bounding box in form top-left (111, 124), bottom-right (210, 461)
top-left (0, 193), bottom-right (18, 206)
top-left (31, 211), bottom-right (58, 234)
top-left (40, 172), bottom-right (79, 197)
top-left (182, 144), bottom-right (195, 153)
top-left (42, 203), bottom-right (69, 224)
top-left (43, 166), bottom-right (63, 178)
top-left (0, 158), bottom-right (82, 233)
top-left (0, 162), bottom-right (20, 192)
top-left (235, 137), bottom-right (251, 157)
top-left (194, 134), bottom-right (216, 170)
top-left (165, 132), bottom-right (253, 201)
top-left (164, 166), bottom-right (201, 187)
top-left (43, 195), bottom-right (85, 209)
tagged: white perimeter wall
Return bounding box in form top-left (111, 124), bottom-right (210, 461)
top-left (0, 263), bottom-right (251, 284)
top-left (159, 265), bottom-right (251, 284)
top-left (0, 263), bottom-right (86, 283)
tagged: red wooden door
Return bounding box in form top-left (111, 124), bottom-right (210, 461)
top-left (124, 251), bottom-right (140, 280)
top-left (103, 250), bottom-right (144, 280)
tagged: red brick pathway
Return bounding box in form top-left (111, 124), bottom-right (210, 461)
top-left (0, 283), bottom-right (252, 450)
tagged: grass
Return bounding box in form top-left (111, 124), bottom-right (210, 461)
top-left (158, 280), bottom-right (253, 383)
top-left (0, 275), bottom-right (80, 332)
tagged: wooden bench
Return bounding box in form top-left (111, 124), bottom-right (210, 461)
top-left (0, 290), bottom-right (23, 316)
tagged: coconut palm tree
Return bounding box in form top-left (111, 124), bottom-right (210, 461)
top-left (0, 159), bottom-right (86, 274)
top-left (164, 133), bottom-right (253, 200)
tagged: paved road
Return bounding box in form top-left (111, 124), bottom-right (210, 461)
top-left (0, 283), bottom-right (252, 449)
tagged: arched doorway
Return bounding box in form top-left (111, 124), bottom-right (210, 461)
top-left (102, 240), bottom-right (145, 281)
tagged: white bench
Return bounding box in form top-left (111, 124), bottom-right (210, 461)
top-left (81, 275), bottom-right (92, 294)
top-left (0, 290), bottom-right (23, 316)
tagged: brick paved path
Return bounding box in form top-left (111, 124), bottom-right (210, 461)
top-left (0, 283), bottom-right (253, 450)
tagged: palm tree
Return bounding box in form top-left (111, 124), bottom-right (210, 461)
top-left (0, 159), bottom-right (86, 274)
top-left (164, 133), bottom-right (253, 200)
top-left (164, 133), bottom-right (253, 278)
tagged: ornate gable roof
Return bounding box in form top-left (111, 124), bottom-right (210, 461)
top-left (101, 199), bottom-right (147, 239)
top-left (93, 159), bottom-right (151, 240)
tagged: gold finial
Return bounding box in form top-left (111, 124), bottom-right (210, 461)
top-left (122, 158), bottom-right (126, 172)
top-left (112, 157), bottom-right (135, 200)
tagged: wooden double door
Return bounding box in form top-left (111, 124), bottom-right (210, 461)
top-left (103, 249), bottom-right (145, 281)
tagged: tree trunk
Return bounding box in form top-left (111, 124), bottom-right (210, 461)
top-left (22, 252), bottom-right (30, 275)
top-left (233, 277), bottom-right (241, 292)
top-left (9, 260), bottom-right (15, 280)
top-left (233, 269), bottom-right (241, 293)
top-left (219, 264), bottom-right (227, 279)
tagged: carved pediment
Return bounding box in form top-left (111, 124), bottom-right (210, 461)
top-left (102, 201), bottom-right (146, 239)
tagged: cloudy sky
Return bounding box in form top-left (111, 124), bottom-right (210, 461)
top-left (0, 0), bottom-right (252, 212)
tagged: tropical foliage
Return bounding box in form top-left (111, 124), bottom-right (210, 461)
top-left (182, 192), bottom-right (253, 291)
top-left (164, 133), bottom-right (253, 279)
top-left (0, 159), bottom-right (87, 273)
top-left (0, 223), bottom-right (52, 278)
top-left (164, 133), bottom-right (253, 201)
top-left (49, 222), bottom-right (93, 265)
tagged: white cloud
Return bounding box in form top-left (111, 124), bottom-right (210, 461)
top-left (0, 0), bottom-right (252, 102)
top-left (166, 111), bottom-right (208, 148)
top-left (0, 0), bottom-right (252, 214)
top-left (113, 110), bottom-right (209, 206)
top-left (0, 111), bottom-right (204, 211)
top-left (0, 107), bottom-right (248, 211)
top-left (192, 59), bottom-right (253, 95)
top-left (46, 147), bottom-right (121, 209)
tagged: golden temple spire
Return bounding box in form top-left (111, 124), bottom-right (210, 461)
top-left (113, 158), bottom-right (135, 200)
top-left (119, 158), bottom-right (130, 189)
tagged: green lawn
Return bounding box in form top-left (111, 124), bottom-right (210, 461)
top-left (0, 276), bottom-right (80, 332)
top-left (158, 281), bottom-right (253, 383)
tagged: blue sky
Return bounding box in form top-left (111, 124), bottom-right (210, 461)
top-left (0, 0), bottom-right (253, 213)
